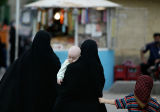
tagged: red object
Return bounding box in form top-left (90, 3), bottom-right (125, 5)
top-left (60, 10), bottom-right (64, 24)
top-left (114, 65), bottom-right (127, 80)
top-left (127, 66), bottom-right (141, 80)
top-left (155, 66), bottom-right (160, 80)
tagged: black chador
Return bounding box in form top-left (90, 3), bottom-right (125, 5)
top-left (54, 40), bottom-right (107, 112)
top-left (0, 30), bottom-right (61, 112)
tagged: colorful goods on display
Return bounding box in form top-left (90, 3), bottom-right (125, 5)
top-left (36, 8), bottom-right (108, 49)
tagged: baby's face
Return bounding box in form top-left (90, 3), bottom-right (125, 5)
top-left (68, 54), bottom-right (79, 63)
top-left (68, 46), bottom-right (81, 63)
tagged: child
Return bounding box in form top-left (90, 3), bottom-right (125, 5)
top-left (57, 46), bottom-right (81, 85)
top-left (99, 75), bottom-right (160, 112)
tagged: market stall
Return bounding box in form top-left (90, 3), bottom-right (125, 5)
top-left (25, 0), bottom-right (120, 90)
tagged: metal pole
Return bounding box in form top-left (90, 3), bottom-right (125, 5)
top-left (75, 15), bottom-right (78, 46)
top-left (107, 9), bottom-right (111, 49)
top-left (73, 8), bottom-right (78, 46)
top-left (15, 0), bottom-right (20, 60)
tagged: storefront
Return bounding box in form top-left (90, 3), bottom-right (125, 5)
top-left (25, 0), bottom-right (120, 90)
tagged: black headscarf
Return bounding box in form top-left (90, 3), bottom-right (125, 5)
top-left (80, 40), bottom-right (105, 97)
top-left (54, 39), bottom-right (106, 112)
top-left (0, 30), bottom-right (61, 112)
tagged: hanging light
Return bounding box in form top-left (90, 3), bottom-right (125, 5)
top-left (54, 12), bottom-right (60, 20)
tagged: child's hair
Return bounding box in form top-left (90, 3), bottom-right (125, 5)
top-left (153, 33), bottom-right (160, 37)
top-left (134, 75), bottom-right (153, 108)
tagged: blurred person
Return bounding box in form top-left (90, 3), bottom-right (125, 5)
top-left (53, 40), bottom-right (107, 112)
top-left (9, 21), bottom-right (16, 64)
top-left (2, 18), bottom-right (9, 30)
top-left (0, 31), bottom-right (61, 112)
top-left (0, 38), bottom-right (6, 69)
top-left (9, 21), bottom-right (25, 64)
top-left (99, 75), bottom-right (160, 112)
top-left (20, 37), bottom-right (32, 56)
top-left (57, 46), bottom-right (81, 85)
top-left (0, 23), bottom-right (2, 30)
top-left (140, 33), bottom-right (160, 75)
top-left (0, 18), bottom-right (9, 68)
top-left (9, 21), bottom-right (24, 63)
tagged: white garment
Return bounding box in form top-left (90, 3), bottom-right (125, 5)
top-left (57, 59), bottom-right (70, 80)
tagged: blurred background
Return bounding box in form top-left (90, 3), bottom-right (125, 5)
top-left (0, 1), bottom-right (160, 109)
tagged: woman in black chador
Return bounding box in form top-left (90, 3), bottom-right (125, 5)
top-left (0, 30), bottom-right (61, 112)
top-left (54, 39), bottom-right (107, 112)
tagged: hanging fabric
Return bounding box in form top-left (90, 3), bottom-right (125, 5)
top-left (78, 9), bottom-right (82, 24)
top-left (68, 9), bottom-right (73, 34)
top-left (81, 9), bottom-right (86, 24)
top-left (60, 9), bottom-right (64, 24)
top-left (64, 9), bottom-right (68, 26)
top-left (48, 9), bottom-right (53, 26)
top-left (37, 10), bottom-right (41, 23)
top-left (41, 10), bottom-right (46, 25)
top-left (62, 24), bottom-right (66, 33)
top-left (85, 8), bottom-right (89, 23)
top-left (103, 9), bottom-right (107, 23)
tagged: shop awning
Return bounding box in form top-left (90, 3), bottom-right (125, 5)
top-left (25, 0), bottom-right (120, 8)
